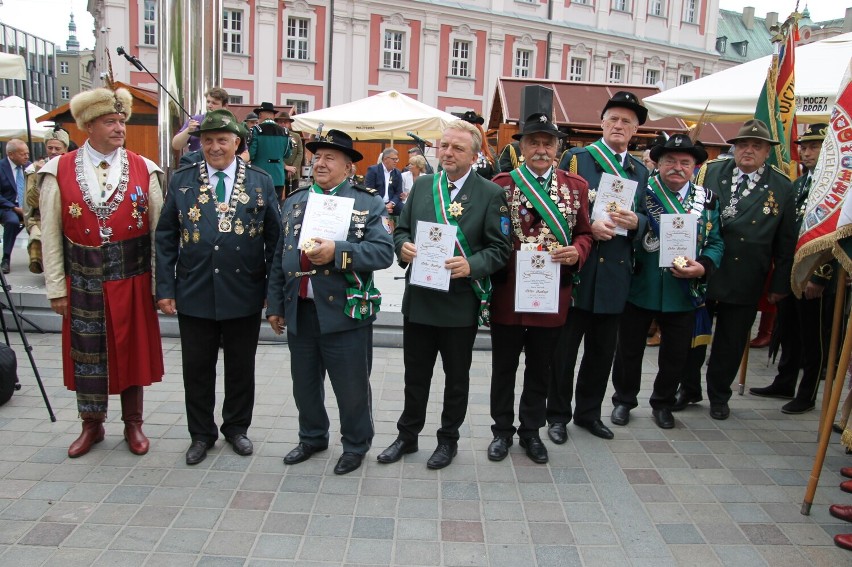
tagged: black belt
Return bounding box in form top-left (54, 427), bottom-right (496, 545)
top-left (267, 159), bottom-right (281, 163)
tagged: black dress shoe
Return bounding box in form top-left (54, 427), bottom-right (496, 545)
top-left (519, 437), bottom-right (548, 464)
top-left (487, 437), bottom-right (512, 461)
top-left (283, 442), bottom-right (327, 465)
top-left (749, 384), bottom-right (795, 399)
top-left (333, 452), bottom-right (363, 475)
top-left (709, 403), bottom-right (730, 420)
top-left (651, 408), bottom-right (675, 429)
top-left (547, 423), bottom-right (567, 445)
top-left (575, 419), bottom-right (614, 440)
top-left (377, 438), bottom-right (418, 464)
top-left (185, 440), bottom-right (214, 465)
top-left (610, 405), bottom-right (630, 426)
top-left (1, 260), bottom-right (9, 274)
top-left (426, 444), bottom-right (457, 469)
top-left (226, 434), bottom-right (253, 456)
top-left (671, 388), bottom-right (703, 412)
top-left (781, 399), bottom-right (815, 414)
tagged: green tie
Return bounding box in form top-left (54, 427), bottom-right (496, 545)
top-left (214, 171), bottom-right (226, 202)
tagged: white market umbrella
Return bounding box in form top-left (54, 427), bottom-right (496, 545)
top-left (0, 96), bottom-right (54, 142)
top-left (0, 52), bottom-right (26, 81)
top-left (644, 32), bottom-right (852, 123)
top-left (292, 90), bottom-right (458, 141)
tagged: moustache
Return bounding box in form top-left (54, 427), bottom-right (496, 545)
top-left (530, 154), bottom-right (550, 161)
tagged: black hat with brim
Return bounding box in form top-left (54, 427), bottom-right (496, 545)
top-left (253, 101), bottom-right (278, 115)
top-left (306, 129), bottom-right (363, 163)
top-left (726, 118), bottom-right (781, 146)
top-left (649, 133), bottom-right (708, 164)
top-left (795, 123), bottom-right (828, 144)
top-left (512, 112), bottom-right (566, 141)
top-left (190, 109), bottom-right (246, 139)
top-left (601, 91), bottom-right (648, 125)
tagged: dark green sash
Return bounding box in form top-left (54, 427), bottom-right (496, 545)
top-left (509, 165), bottom-right (572, 245)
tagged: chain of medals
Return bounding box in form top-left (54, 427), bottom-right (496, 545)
top-left (75, 147), bottom-right (129, 243)
top-left (510, 172), bottom-right (569, 251)
top-left (199, 160), bottom-right (249, 233)
top-left (722, 165), bottom-right (764, 220)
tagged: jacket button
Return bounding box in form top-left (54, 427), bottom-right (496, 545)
top-left (324, 269), bottom-right (330, 275)
top-left (328, 296), bottom-right (334, 302)
top-left (288, 244), bottom-right (293, 250)
top-left (236, 246), bottom-right (240, 251)
top-left (236, 269), bottom-right (240, 273)
top-left (751, 220), bottom-right (756, 224)
top-left (214, 245), bottom-right (219, 251)
top-left (287, 272), bottom-right (292, 276)
top-left (740, 237), bottom-right (744, 242)
top-left (734, 257), bottom-right (739, 261)
top-left (214, 268), bottom-right (220, 273)
top-left (599, 257), bottom-right (604, 263)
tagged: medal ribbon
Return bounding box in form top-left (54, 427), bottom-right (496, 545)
top-left (308, 181), bottom-right (382, 320)
top-left (431, 172), bottom-right (493, 327)
top-left (509, 165), bottom-right (572, 246)
top-left (586, 140), bottom-right (629, 178)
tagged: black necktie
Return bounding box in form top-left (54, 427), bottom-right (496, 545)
top-left (536, 176), bottom-right (546, 186)
top-left (736, 174), bottom-right (749, 195)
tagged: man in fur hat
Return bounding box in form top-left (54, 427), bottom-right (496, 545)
top-left (25, 127), bottom-right (69, 274)
top-left (40, 87), bottom-right (164, 458)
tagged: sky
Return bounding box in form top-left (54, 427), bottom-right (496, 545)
top-left (0, 0), bottom-right (847, 52)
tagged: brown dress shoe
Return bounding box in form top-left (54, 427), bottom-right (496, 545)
top-left (68, 418), bottom-right (105, 458)
top-left (830, 504), bottom-right (852, 523)
top-left (835, 533), bottom-right (852, 551)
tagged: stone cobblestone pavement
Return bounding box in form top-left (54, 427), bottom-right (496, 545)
top-left (1, 328), bottom-right (851, 566)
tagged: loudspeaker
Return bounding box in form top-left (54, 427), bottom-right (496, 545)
top-left (519, 86), bottom-right (554, 129)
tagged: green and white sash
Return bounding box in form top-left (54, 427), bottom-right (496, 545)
top-left (432, 172), bottom-right (493, 327)
top-left (586, 140), bottom-right (630, 178)
top-left (309, 182), bottom-right (381, 319)
top-left (509, 165), bottom-right (572, 246)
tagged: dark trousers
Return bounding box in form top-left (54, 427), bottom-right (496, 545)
top-left (682, 301), bottom-right (757, 405)
top-left (397, 319), bottom-right (478, 446)
top-left (287, 300), bottom-right (374, 454)
top-left (612, 303), bottom-right (695, 410)
top-left (490, 323), bottom-right (561, 439)
top-left (773, 292), bottom-right (833, 403)
top-left (177, 312), bottom-right (261, 444)
top-left (2, 210), bottom-right (22, 259)
top-left (547, 308), bottom-right (620, 425)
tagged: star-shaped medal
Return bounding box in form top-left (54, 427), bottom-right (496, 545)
top-left (68, 202), bottom-right (83, 218)
top-left (198, 193), bottom-right (210, 204)
top-left (187, 205), bottom-right (202, 223)
top-left (448, 201), bottom-right (464, 218)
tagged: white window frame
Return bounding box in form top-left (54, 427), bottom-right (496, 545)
top-left (609, 62), bottom-right (624, 83)
top-left (684, 0), bottom-right (697, 24)
top-left (450, 38), bottom-right (472, 78)
top-left (568, 57), bottom-right (586, 81)
top-left (644, 68), bottom-right (659, 85)
top-left (228, 95), bottom-right (244, 104)
top-left (679, 73), bottom-right (693, 85)
top-left (223, 9), bottom-right (244, 54)
top-left (612, 0), bottom-right (630, 12)
top-left (513, 48), bottom-right (533, 78)
top-left (572, 0), bottom-right (592, 5)
top-left (286, 16), bottom-right (311, 61)
top-left (383, 30), bottom-right (405, 70)
top-left (141, 0), bottom-right (157, 46)
top-left (648, 0), bottom-right (664, 17)
top-left (286, 98), bottom-right (310, 114)
top-left (60, 85), bottom-right (69, 100)
top-left (59, 61), bottom-right (69, 74)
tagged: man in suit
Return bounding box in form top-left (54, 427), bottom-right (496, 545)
top-left (249, 102), bottom-right (291, 200)
top-left (275, 111), bottom-right (304, 196)
top-left (546, 91), bottom-right (649, 442)
top-left (377, 119), bottom-right (511, 469)
top-left (365, 148), bottom-right (404, 217)
top-left (611, 135), bottom-right (724, 429)
top-left (267, 130), bottom-right (394, 475)
top-left (40, 86), bottom-right (164, 458)
top-left (676, 119), bottom-right (796, 420)
top-left (156, 109), bottom-right (281, 465)
top-left (0, 138), bottom-right (31, 273)
top-left (25, 128), bottom-right (69, 274)
top-left (488, 113), bottom-right (593, 463)
top-left (748, 123), bottom-right (834, 414)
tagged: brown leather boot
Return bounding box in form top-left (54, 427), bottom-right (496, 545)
top-left (121, 386), bottom-right (149, 455)
top-left (27, 240), bottom-right (43, 274)
top-left (750, 311), bottom-right (775, 348)
top-left (68, 418), bottom-right (105, 458)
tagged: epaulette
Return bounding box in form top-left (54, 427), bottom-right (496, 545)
top-left (770, 164), bottom-right (789, 176)
top-left (289, 185), bottom-right (310, 195)
top-left (245, 163), bottom-right (272, 178)
top-left (355, 185), bottom-right (378, 195)
top-left (694, 163), bottom-right (709, 187)
top-left (173, 162), bottom-right (199, 174)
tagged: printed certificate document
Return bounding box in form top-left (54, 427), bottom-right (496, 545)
top-left (659, 213), bottom-right (697, 268)
top-left (514, 249), bottom-right (560, 313)
top-left (410, 221), bottom-right (457, 291)
top-left (297, 192), bottom-right (356, 249)
top-left (590, 173), bottom-right (638, 236)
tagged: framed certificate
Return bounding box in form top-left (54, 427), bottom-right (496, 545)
top-left (410, 221), bottom-right (457, 291)
top-left (514, 249), bottom-right (560, 313)
top-left (297, 192), bottom-right (356, 249)
top-left (590, 173), bottom-right (638, 236)
top-left (659, 213), bottom-right (697, 268)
